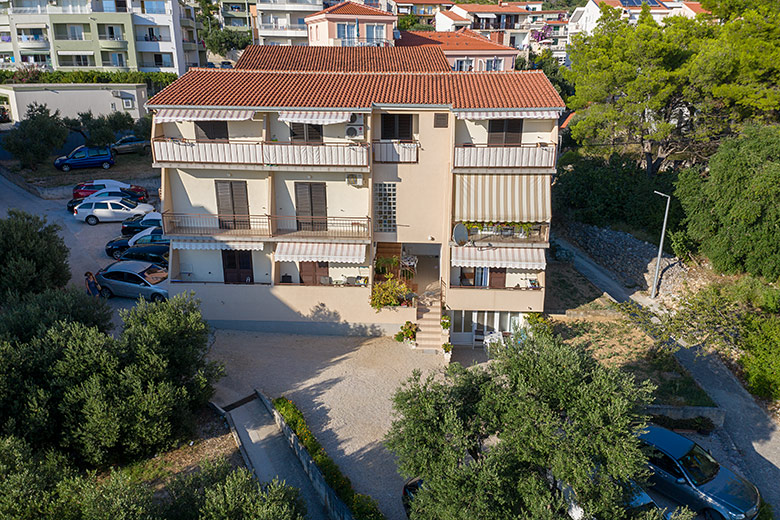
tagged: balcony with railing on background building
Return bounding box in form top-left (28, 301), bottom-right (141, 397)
top-left (331, 37), bottom-right (393, 47)
top-left (162, 212), bottom-right (371, 240)
top-left (256, 22), bottom-right (307, 33)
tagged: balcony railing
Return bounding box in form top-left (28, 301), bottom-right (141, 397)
top-left (137, 35), bottom-right (171, 42)
top-left (455, 222), bottom-right (550, 244)
top-left (372, 140), bottom-right (419, 163)
top-left (257, 0), bottom-right (321, 4)
top-left (162, 212), bottom-right (371, 240)
top-left (152, 138), bottom-right (370, 167)
top-left (453, 143), bottom-right (556, 169)
top-left (256, 23), bottom-right (307, 31)
top-left (332, 38), bottom-right (393, 47)
top-left (17, 35), bottom-right (49, 43)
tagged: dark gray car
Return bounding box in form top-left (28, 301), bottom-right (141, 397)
top-left (111, 135), bottom-right (151, 155)
top-left (639, 425), bottom-right (760, 520)
top-left (96, 260), bottom-right (169, 302)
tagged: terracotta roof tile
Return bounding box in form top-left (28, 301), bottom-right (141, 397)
top-left (683, 1), bottom-right (708, 14)
top-left (148, 69), bottom-right (564, 110)
top-left (439, 9), bottom-right (470, 21)
top-left (306, 0), bottom-right (395, 18)
top-left (396, 0), bottom-right (453, 4)
top-left (396, 29), bottom-right (517, 51)
top-left (235, 45), bottom-right (451, 72)
top-left (452, 3), bottom-right (533, 13)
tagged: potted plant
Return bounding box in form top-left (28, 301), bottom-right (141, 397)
top-left (394, 321), bottom-right (419, 347)
top-left (440, 315), bottom-right (450, 331)
top-left (442, 342), bottom-right (453, 363)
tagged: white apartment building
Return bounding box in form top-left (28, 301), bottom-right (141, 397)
top-left (147, 61), bottom-right (563, 346)
top-left (251, 0), bottom-right (322, 46)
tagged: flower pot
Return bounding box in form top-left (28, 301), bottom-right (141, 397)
top-left (443, 351), bottom-right (452, 363)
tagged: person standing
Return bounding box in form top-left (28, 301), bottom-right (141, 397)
top-left (84, 271), bottom-right (101, 297)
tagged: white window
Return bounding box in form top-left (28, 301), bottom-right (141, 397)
top-left (122, 97), bottom-right (134, 109)
top-left (110, 52), bottom-right (125, 67)
top-left (365, 24), bottom-right (384, 42)
top-left (454, 59), bottom-right (473, 71)
top-left (67, 24), bottom-right (83, 40)
top-left (485, 58), bottom-right (503, 71)
top-left (373, 183), bottom-right (396, 232)
top-left (336, 23), bottom-right (356, 40)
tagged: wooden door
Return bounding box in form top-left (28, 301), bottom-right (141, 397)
top-left (299, 261), bottom-right (328, 285)
top-left (215, 180), bottom-right (249, 230)
top-left (222, 250), bottom-right (253, 284)
top-left (294, 182), bottom-right (327, 232)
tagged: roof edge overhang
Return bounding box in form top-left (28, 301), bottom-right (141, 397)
top-left (146, 104), bottom-right (374, 112)
top-left (453, 106), bottom-right (566, 112)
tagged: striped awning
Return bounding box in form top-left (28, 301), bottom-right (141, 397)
top-left (154, 108), bottom-right (255, 123)
top-left (455, 174), bottom-right (551, 222)
top-left (274, 242), bottom-right (366, 264)
top-left (454, 110), bottom-right (562, 120)
top-left (171, 238), bottom-right (264, 251)
top-left (474, 12), bottom-right (496, 18)
top-left (451, 246), bottom-right (546, 270)
top-left (277, 111), bottom-right (352, 125)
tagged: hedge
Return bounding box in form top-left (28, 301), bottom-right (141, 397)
top-left (272, 397), bottom-right (386, 520)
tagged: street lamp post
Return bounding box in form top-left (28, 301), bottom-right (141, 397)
top-left (650, 190), bottom-right (671, 299)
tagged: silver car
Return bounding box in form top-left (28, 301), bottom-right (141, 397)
top-left (96, 260), bottom-right (169, 302)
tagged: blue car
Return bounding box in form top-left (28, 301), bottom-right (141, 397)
top-left (640, 425), bottom-right (760, 520)
top-left (54, 145), bottom-right (115, 172)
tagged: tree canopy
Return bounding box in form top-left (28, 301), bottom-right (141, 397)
top-left (64, 110), bottom-right (134, 147)
top-left (3, 104), bottom-right (68, 170)
top-left (205, 29), bottom-right (251, 56)
top-left (385, 324), bottom-right (681, 520)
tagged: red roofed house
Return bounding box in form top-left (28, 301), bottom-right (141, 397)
top-left (305, 1), bottom-right (397, 47)
top-left (395, 29), bottom-right (520, 71)
top-left (147, 62), bottom-right (564, 345)
top-left (394, 0), bottom-right (455, 26)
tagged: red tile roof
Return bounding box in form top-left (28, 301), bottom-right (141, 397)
top-left (148, 69), bottom-right (565, 110)
top-left (305, 0), bottom-right (396, 18)
top-left (453, 3), bottom-right (534, 13)
top-left (396, 29), bottom-right (517, 52)
top-left (235, 45), bottom-right (451, 72)
top-left (439, 9), bottom-right (470, 21)
top-left (683, 1), bottom-right (708, 14)
top-left (396, 0), bottom-right (453, 4)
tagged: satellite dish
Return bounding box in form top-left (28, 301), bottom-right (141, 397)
top-left (452, 223), bottom-right (468, 247)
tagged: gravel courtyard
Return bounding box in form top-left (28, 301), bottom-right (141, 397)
top-left (209, 331), bottom-right (446, 520)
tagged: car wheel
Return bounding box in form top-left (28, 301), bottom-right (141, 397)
top-left (703, 510), bottom-right (725, 520)
top-left (85, 215), bottom-right (99, 226)
top-left (112, 249), bottom-right (123, 260)
top-left (142, 145), bottom-right (150, 155)
top-left (150, 293), bottom-right (166, 303)
top-left (61, 164), bottom-right (71, 172)
top-left (99, 287), bottom-right (113, 298)
top-left (101, 161), bottom-right (111, 169)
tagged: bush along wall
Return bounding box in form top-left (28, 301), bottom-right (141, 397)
top-left (272, 397), bottom-right (386, 520)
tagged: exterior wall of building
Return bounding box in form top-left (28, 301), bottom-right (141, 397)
top-left (454, 118), bottom-right (556, 145)
top-left (0, 83), bottom-right (146, 121)
top-left (306, 13), bottom-right (395, 46)
top-left (441, 50), bottom-right (517, 71)
top-left (272, 171), bottom-right (370, 219)
top-left (168, 168), bottom-right (271, 215)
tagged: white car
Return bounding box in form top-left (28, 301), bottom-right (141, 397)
top-left (74, 197), bottom-right (155, 225)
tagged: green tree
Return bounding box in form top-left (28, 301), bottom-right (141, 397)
top-left (675, 125), bottom-right (780, 279)
top-left (134, 113), bottom-right (153, 141)
top-left (205, 29), bottom-right (251, 57)
top-left (64, 110), bottom-right (134, 147)
top-left (385, 325), bottom-right (677, 520)
top-left (201, 472), bottom-right (306, 520)
top-left (3, 103), bottom-right (68, 169)
top-left (0, 210), bottom-right (69, 294)
top-left (516, 49), bottom-right (573, 98)
top-left (397, 14), bottom-right (434, 32)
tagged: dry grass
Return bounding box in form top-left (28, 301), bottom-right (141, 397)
top-left (553, 316), bottom-right (715, 407)
top-left (1, 153), bottom-right (159, 188)
top-left (544, 260), bottom-right (612, 313)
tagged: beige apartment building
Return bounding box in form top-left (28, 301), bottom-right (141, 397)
top-left (147, 64), bottom-right (563, 346)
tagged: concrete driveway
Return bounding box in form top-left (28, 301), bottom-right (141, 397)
top-left (0, 173), bottom-right (145, 330)
top-left (209, 331), bottom-right (445, 520)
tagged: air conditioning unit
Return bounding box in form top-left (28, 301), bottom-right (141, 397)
top-left (111, 90), bottom-right (122, 98)
top-left (348, 113), bottom-right (364, 125)
top-left (345, 124), bottom-right (364, 139)
top-left (346, 173), bottom-right (364, 186)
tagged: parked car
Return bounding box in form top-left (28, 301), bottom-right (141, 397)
top-left (220, 60), bottom-right (233, 69)
top-left (96, 260), bottom-right (168, 302)
top-left (74, 198), bottom-right (155, 226)
top-left (639, 425), bottom-right (760, 520)
top-left (119, 244), bottom-right (169, 268)
top-left (121, 211), bottom-right (162, 236)
top-left (105, 227), bottom-right (168, 259)
top-left (54, 145), bottom-right (115, 172)
top-left (73, 180), bottom-right (148, 200)
top-left (111, 135), bottom-right (151, 155)
top-left (402, 477), bottom-right (422, 518)
top-left (67, 187), bottom-right (149, 213)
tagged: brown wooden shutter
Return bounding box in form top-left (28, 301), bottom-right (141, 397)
top-left (231, 181), bottom-right (250, 229)
top-left (290, 122), bottom-right (305, 142)
top-left (505, 119), bottom-right (523, 144)
top-left (381, 114), bottom-right (395, 139)
top-left (299, 261), bottom-right (316, 285)
top-left (433, 113), bottom-right (448, 128)
top-left (215, 180), bottom-right (234, 214)
top-left (307, 124), bottom-right (323, 143)
top-left (398, 114), bottom-right (412, 140)
top-left (295, 182), bottom-right (313, 231)
top-left (310, 182), bottom-right (327, 231)
top-left (489, 268), bottom-right (506, 288)
top-left (487, 120), bottom-right (503, 145)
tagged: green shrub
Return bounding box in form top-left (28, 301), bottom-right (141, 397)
top-left (669, 229), bottom-right (696, 262)
top-left (739, 314), bottom-right (780, 400)
top-left (4, 103), bottom-right (68, 170)
top-left (370, 274), bottom-right (410, 311)
top-left (272, 397), bottom-right (386, 520)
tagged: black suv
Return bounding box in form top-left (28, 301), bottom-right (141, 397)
top-left (119, 244), bottom-right (169, 268)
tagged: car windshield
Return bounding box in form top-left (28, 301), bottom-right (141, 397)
top-left (678, 445), bottom-right (719, 486)
top-left (141, 265), bottom-right (168, 285)
top-left (121, 198), bottom-right (138, 208)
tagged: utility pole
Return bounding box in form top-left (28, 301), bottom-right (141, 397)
top-left (650, 190), bottom-right (671, 299)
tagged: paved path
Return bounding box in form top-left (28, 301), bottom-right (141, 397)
top-left (229, 398), bottom-right (328, 520)
top-left (554, 235), bottom-right (780, 512)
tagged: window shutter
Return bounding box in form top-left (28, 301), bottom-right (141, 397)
top-left (299, 261), bottom-right (316, 285)
top-left (381, 114), bottom-right (395, 139)
top-left (230, 181), bottom-right (249, 216)
top-left (488, 268), bottom-right (506, 288)
top-left (294, 182), bottom-right (312, 217)
top-left (310, 182), bottom-right (327, 231)
top-left (215, 180), bottom-right (234, 215)
top-left (307, 124), bottom-right (323, 143)
top-left (487, 120), bottom-right (503, 145)
top-left (290, 122), bottom-right (305, 142)
top-left (398, 114), bottom-right (412, 140)
top-left (505, 119), bottom-right (523, 144)
top-left (433, 113), bottom-right (448, 128)
top-left (315, 261), bottom-right (329, 285)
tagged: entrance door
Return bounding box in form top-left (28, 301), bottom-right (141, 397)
top-left (215, 180), bottom-right (250, 230)
top-left (299, 261), bottom-right (328, 286)
top-left (222, 250), bottom-right (253, 283)
top-left (294, 182), bottom-right (327, 232)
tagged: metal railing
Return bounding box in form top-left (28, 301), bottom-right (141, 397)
top-left (17, 35), bottom-right (49, 43)
top-left (55, 34), bottom-right (88, 41)
top-left (455, 222), bottom-right (550, 244)
top-left (136, 35), bottom-right (172, 42)
top-left (98, 34), bottom-right (126, 41)
top-left (256, 23), bottom-right (307, 31)
top-left (332, 38), bottom-right (393, 47)
top-left (453, 143), bottom-right (557, 168)
top-left (257, 0), bottom-right (321, 4)
top-left (139, 62), bottom-right (175, 68)
top-left (163, 212), bottom-right (371, 239)
top-left (372, 140), bottom-right (419, 163)
top-left (449, 282), bottom-right (543, 290)
top-left (152, 137), bottom-right (370, 167)
top-left (102, 60), bottom-right (129, 67)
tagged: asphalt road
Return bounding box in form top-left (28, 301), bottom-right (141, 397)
top-left (0, 173), bottom-right (139, 330)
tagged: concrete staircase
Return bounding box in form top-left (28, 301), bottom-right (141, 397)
top-left (415, 299), bottom-right (442, 353)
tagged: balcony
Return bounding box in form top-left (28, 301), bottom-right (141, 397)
top-left (152, 138), bottom-right (370, 168)
top-left (331, 38), bottom-right (393, 47)
top-left (256, 23), bottom-right (307, 34)
top-left (443, 278), bottom-right (545, 312)
top-left (255, 0), bottom-right (322, 10)
top-left (372, 140), bottom-right (419, 163)
top-left (455, 222), bottom-right (550, 245)
top-left (98, 35), bottom-right (128, 49)
top-left (453, 143), bottom-right (556, 169)
top-left (17, 35), bottom-right (49, 49)
top-left (162, 213), bottom-right (371, 240)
